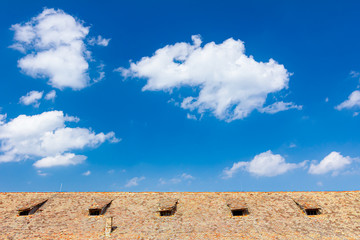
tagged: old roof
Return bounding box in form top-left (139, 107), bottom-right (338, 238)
top-left (17, 198), bottom-right (48, 211)
top-left (293, 198), bottom-right (321, 210)
top-left (89, 197), bottom-right (112, 209)
top-left (158, 197), bottom-right (178, 211)
top-left (1, 191), bottom-right (360, 239)
top-left (226, 197), bottom-right (247, 210)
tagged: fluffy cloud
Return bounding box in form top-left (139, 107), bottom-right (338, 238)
top-left (34, 153), bottom-right (87, 168)
top-left (119, 35), bottom-right (300, 121)
top-left (308, 152), bottom-right (354, 175)
top-left (19, 90), bottom-right (43, 107)
top-left (125, 176), bottom-right (145, 187)
top-left (223, 150), bottom-right (306, 178)
top-left (44, 90), bottom-right (56, 101)
top-left (0, 110), bottom-right (119, 168)
top-left (10, 8), bottom-right (109, 90)
top-left (336, 90), bottom-right (360, 110)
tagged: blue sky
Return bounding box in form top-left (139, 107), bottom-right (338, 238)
top-left (1, 0), bottom-right (360, 192)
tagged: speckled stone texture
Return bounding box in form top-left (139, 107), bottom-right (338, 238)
top-left (0, 191), bottom-right (359, 239)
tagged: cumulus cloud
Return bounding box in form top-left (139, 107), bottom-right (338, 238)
top-left (0, 110), bottom-right (119, 168)
top-left (44, 90), bottom-right (56, 101)
top-left (19, 90), bottom-right (43, 107)
top-left (118, 35), bottom-right (299, 121)
top-left (88, 35), bottom-right (111, 46)
top-left (336, 90), bottom-right (360, 110)
top-left (10, 8), bottom-right (109, 90)
top-left (34, 154), bottom-right (87, 168)
top-left (223, 150), bottom-right (306, 178)
top-left (125, 176), bottom-right (145, 187)
top-left (308, 152), bottom-right (354, 176)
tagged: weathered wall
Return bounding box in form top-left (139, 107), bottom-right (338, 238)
top-left (0, 191), bottom-right (359, 239)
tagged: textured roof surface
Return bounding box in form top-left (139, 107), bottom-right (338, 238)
top-left (1, 191), bottom-right (360, 239)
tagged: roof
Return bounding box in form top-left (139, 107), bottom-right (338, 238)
top-left (226, 197), bottom-right (247, 210)
top-left (1, 191), bottom-right (360, 239)
top-left (89, 197), bottom-right (112, 209)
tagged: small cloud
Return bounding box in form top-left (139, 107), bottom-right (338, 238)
top-left (82, 170), bottom-right (91, 176)
top-left (0, 113), bottom-right (6, 124)
top-left (108, 169), bottom-right (115, 174)
top-left (160, 173), bottom-right (195, 185)
top-left (223, 150), bottom-right (306, 178)
top-left (19, 90), bottom-right (43, 107)
top-left (259, 101), bottom-right (302, 114)
top-left (353, 112), bottom-right (359, 117)
top-left (181, 173), bottom-right (195, 180)
top-left (125, 176), bottom-right (145, 188)
top-left (308, 151), bottom-right (355, 176)
top-left (34, 154), bottom-right (87, 168)
top-left (317, 181), bottom-right (323, 187)
top-left (186, 113), bottom-right (197, 120)
top-left (336, 90), bottom-right (360, 110)
top-left (88, 35), bottom-right (111, 47)
top-left (350, 70), bottom-right (360, 78)
top-left (44, 90), bottom-right (56, 101)
top-left (10, 8), bottom-right (109, 90)
top-left (93, 64), bottom-right (106, 83)
top-left (37, 170), bottom-right (48, 176)
top-left (170, 178), bottom-right (182, 184)
top-left (325, 97), bottom-right (329, 103)
top-left (289, 143), bottom-right (296, 148)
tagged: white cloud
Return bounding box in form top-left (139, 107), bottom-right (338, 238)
top-left (125, 176), bottom-right (145, 187)
top-left (10, 8), bottom-right (108, 90)
top-left (160, 173), bottom-right (195, 185)
top-left (19, 90), bottom-right (43, 107)
top-left (181, 173), bottom-right (195, 180)
top-left (186, 113), bottom-right (197, 120)
top-left (37, 170), bottom-right (48, 176)
top-left (34, 154), bottom-right (87, 168)
top-left (223, 150), bottom-right (306, 178)
top-left (350, 70), bottom-right (360, 78)
top-left (119, 35), bottom-right (299, 121)
top-left (44, 90), bottom-right (56, 101)
top-left (88, 35), bottom-right (111, 46)
top-left (289, 143), bottom-right (296, 148)
top-left (0, 110), bottom-right (118, 168)
top-left (0, 114), bottom-right (6, 124)
top-left (93, 63), bottom-right (105, 83)
top-left (308, 152), bottom-right (353, 175)
top-left (336, 90), bottom-right (360, 110)
top-left (82, 170), bottom-right (91, 176)
top-left (259, 101), bottom-right (302, 114)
